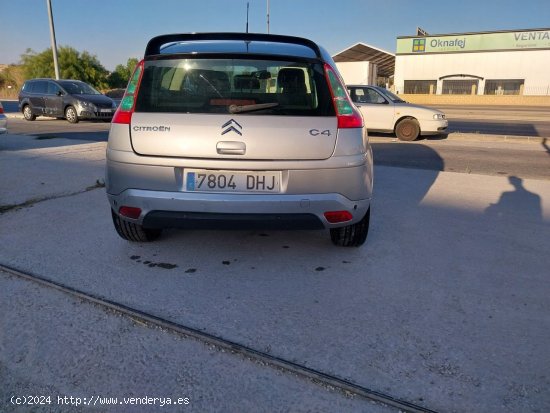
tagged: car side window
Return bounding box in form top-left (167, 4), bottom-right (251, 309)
top-left (364, 88), bottom-right (385, 104)
top-left (33, 81), bottom-right (48, 94)
top-left (349, 88), bottom-right (386, 104)
top-left (47, 82), bottom-right (62, 95)
top-left (354, 88), bottom-right (367, 103)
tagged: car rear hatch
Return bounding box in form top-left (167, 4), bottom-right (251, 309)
top-left (114, 34), bottom-right (363, 161)
top-left (129, 55), bottom-right (338, 160)
top-left (130, 113), bottom-right (337, 160)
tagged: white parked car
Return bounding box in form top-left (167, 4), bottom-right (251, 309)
top-left (0, 102), bottom-right (7, 134)
top-left (347, 85), bottom-right (448, 141)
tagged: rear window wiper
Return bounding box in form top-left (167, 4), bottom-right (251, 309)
top-left (228, 102), bottom-right (279, 114)
top-left (199, 74), bottom-right (224, 98)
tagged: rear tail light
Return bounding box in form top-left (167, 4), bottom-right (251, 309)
top-left (0, 106), bottom-right (4, 114)
top-left (112, 60), bottom-right (145, 124)
top-left (324, 64), bottom-right (363, 129)
top-left (119, 206), bottom-right (142, 219)
top-left (324, 211), bottom-right (353, 223)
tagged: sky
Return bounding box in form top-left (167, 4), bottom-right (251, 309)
top-left (1, 0), bottom-right (549, 71)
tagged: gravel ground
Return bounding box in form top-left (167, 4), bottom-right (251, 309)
top-left (0, 270), bottom-right (393, 413)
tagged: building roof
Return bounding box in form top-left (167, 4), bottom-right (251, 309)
top-left (397, 27), bottom-right (550, 39)
top-left (332, 42), bottom-right (395, 77)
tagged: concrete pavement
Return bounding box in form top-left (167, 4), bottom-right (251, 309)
top-left (0, 134), bottom-right (106, 207)
top-left (1, 131), bottom-right (549, 412)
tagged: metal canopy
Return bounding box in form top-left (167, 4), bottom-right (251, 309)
top-left (332, 42), bottom-right (395, 77)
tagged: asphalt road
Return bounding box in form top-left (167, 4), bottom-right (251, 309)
top-left (428, 105), bottom-right (550, 137)
top-left (371, 137), bottom-right (550, 180)
top-left (5, 117), bottom-right (109, 141)
top-left (4, 117), bottom-right (550, 181)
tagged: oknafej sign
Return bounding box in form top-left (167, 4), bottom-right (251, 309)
top-left (397, 29), bottom-right (550, 54)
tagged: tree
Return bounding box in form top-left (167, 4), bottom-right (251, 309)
top-left (20, 46), bottom-right (109, 89)
top-left (107, 58), bottom-right (139, 89)
top-left (0, 65), bottom-right (25, 98)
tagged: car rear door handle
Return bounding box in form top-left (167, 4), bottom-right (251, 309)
top-left (216, 141), bottom-right (246, 155)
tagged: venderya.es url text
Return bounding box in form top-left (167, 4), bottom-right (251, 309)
top-left (10, 395), bottom-right (190, 407)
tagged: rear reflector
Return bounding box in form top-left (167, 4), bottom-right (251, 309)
top-left (119, 206), bottom-right (142, 219)
top-left (324, 211), bottom-right (353, 223)
top-left (111, 110), bottom-right (132, 124)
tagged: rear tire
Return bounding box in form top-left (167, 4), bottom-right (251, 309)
top-left (330, 207), bottom-right (370, 247)
top-left (111, 209), bottom-right (162, 242)
top-left (65, 106), bottom-right (79, 123)
top-left (23, 105), bottom-right (36, 121)
top-left (395, 118), bottom-right (420, 141)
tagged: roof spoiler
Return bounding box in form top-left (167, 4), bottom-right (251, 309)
top-left (144, 32), bottom-right (323, 59)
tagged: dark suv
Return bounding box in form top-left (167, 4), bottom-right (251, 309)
top-left (19, 79), bottom-right (117, 123)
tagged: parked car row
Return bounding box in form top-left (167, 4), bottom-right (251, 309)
top-left (13, 64), bottom-right (447, 143)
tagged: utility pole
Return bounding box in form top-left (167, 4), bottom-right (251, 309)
top-left (46, 0), bottom-right (60, 79)
top-left (246, 2), bottom-right (249, 33)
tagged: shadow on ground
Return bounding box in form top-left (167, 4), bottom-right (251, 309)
top-left (0, 132), bottom-right (107, 152)
top-left (372, 141), bottom-right (445, 172)
top-left (448, 120), bottom-right (541, 136)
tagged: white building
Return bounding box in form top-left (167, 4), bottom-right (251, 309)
top-left (394, 28), bottom-right (550, 96)
top-left (332, 43), bottom-right (395, 86)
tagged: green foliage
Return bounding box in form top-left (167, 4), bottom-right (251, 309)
top-left (0, 65), bottom-right (25, 98)
top-left (20, 46), bottom-right (109, 89)
top-left (107, 58), bottom-right (139, 89)
top-left (17, 46), bottom-right (138, 93)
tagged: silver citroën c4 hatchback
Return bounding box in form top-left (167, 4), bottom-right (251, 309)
top-left (106, 33), bottom-right (373, 246)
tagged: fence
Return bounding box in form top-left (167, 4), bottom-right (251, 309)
top-left (398, 80), bottom-right (550, 96)
top-left (396, 94), bottom-right (550, 106)
top-left (395, 80), bottom-right (550, 105)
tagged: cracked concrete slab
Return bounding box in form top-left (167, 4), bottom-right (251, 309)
top-left (0, 134), bottom-right (106, 207)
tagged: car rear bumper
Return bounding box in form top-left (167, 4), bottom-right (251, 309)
top-left (142, 211), bottom-right (325, 230)
top-left (108, 189), bottom-right (371, 230)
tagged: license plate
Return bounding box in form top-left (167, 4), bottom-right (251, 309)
top-left (100, 109), bottom-right (112, 113)
top-left (185, 170), bottom-right (281, 193)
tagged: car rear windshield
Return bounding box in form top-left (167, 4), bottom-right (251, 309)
top-left (135, 58), bottom-right (335, 116)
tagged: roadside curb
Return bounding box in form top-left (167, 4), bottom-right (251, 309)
top-left (447, 133), bottom-right (547, 143)
top-left (6, 113), bottom-right (24, 119)
top-left (369, 133), bottom-right (548, 144)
